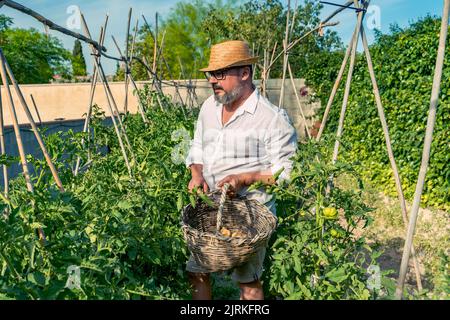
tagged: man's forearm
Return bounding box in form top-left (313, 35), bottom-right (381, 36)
top-left (240, 171), bottom-right (275, 186)
top-left (189, 164), bottom-right (204, 177)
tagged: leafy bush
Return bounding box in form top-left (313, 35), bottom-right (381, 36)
top-left (259, 137), bottom-right (394, 299)
top-left (301, 16), bottom-right (450, 210)
top-left (0, 98), bottom-right (195, 299)
top-left (0, 90), bottom-right (391, 300)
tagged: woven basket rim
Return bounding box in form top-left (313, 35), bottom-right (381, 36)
top-left (181, 191), bottom-right (277, 241)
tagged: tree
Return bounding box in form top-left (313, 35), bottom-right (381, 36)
top-left (72, 39), bottom-right (87, 77)
top-left (203, 0), bottom-right (343, 79)
top-left (118, 0), bottom-right (342, 81)
top-left (0, 14), bottom-right (72, 84)
top-left (116, 0), bottom-right (237, 81)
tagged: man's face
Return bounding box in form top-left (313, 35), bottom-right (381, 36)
top-left (205, 67), bottom-right (249, 105)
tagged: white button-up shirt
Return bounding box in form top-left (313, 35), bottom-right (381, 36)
top-left (186, 89), bottom-right (298, 214)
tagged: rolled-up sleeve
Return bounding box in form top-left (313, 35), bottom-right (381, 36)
top-left (264, 109), bottom-right (298, 183)
top-left (185, 114), bottom-right (204, 168)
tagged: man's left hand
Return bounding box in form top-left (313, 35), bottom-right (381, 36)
top-left (217, 174), bottom-right (245, 197)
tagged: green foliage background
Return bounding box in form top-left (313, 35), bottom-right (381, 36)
top-left (0, 14), bottom-right (72, 84)
top-left (72, 39), bottom-right (87, 77)
top-left (300, 16), bottom-right (450, 210)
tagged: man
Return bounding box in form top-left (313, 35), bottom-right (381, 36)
top-left (185, 40), bottom-right (298, 300)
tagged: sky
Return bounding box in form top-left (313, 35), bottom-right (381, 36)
top-left (0, 0), bottom-right (445, 76)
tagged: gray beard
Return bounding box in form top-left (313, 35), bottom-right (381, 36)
top-left (214, 84), bottom-right (243, 105)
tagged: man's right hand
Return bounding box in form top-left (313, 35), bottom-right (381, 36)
top-left (188, 176), bottom-right (209, 193)
top-left (188, 164), bottom-right (209, 193)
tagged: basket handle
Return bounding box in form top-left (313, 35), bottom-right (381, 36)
top-left (216, 183), bottom-right (230, 232)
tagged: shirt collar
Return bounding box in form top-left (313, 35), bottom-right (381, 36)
top-left (215, 88), bottom-right (260, 115)
top-left (240, 88), bottom-right (259, 115)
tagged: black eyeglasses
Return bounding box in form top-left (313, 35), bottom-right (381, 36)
top-left (204, 66), bottom-right (242, 81)
top-left (204, 68), bottom-right (230, 81)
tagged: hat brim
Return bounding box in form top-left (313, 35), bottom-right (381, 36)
top-left (199, 57), bottom-right (259, 72)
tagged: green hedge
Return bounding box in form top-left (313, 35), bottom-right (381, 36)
top-left (301, 16), bottom-right (449, 210)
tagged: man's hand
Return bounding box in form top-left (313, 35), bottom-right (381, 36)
top-left (188, 175), bottom-right (209, 193)
top-left (217, 171), bottom-right (275, 197)
top-left (188, 164), bottom-right (209, 193)
top-left (217, 174), bottom-right (245, 197)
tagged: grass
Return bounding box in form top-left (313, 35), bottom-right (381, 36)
top-left (336, 174), bottom-right (449, 300)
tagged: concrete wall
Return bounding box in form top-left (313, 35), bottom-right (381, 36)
top-left (0, 78), bottom-right (320, 137)
top-left (0, 79), bottom-right (320, 183)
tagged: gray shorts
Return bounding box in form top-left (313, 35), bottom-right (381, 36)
top-left (186, 245), bottom-right (267, 284)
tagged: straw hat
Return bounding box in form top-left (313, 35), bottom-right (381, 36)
top-left (200, 40), bottom-right (258, 72)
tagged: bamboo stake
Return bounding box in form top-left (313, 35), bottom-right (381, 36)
top-left (396, 0), bottom-right (449, 299)
top-left (141, 16), bottom-right (183, 103)
top-left (331, 6), bottom-right (364, 164)
top-left (124, 8), bottom-right (132, 114)
top-left (360, 25), bottom-right (423, 292)
top-left (74, 15), bottom-right (109, 176)
top-left (289, 0), bottom-right (298, 39)
top-left (316, 21), bottom-right (359, 141)
top-left (156, 29), bottom-right (166, 77)
top-left (129, 19), bottom-right (139, 65)
top-left (0, 83), bottom-right (9, 217)
top-left (287, 61), bottom-right (311, 139)
top-left (266, 21), bottom-right (338, 74)
top-left (1, 0), bottom-right (106, 53)
top-left (278, 0), bottom-right (291, 109)
top-left (266, 41), bottom-right (278, 83)
top-left (0, 57), bottom-right (31, 190)
top-left (0, 52), bottom-right (46, 243)
top-left (1, 50), bottom-right (65, 193)
top-left (81, 14), bottom-right (134, 178)
top-left (143, 56), bottom-right (165, 112)
top-left (261, 48), bottom-right (268, 97)
top-left (321, 0), bottom-right (353, 24)
top-left (152, 12), bottom-right (158, 75)
top-left (111, 35), bottom-right (148, 123)
top-left (29, 94), bottom-right (42, 126)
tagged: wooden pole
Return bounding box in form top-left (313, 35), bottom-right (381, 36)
top-left (287, 61), bottom-right (311, 139)
top-left (129, 19), bottom-right (139, 65)
top-left (316, 22), bottom-right (358, 141)
top-left (265, 21), bottom-right (338, 75)
top-left (0, 51), bottom-right (46, 243)
top-left (111, 35), bottom-right (148, 123)
top-left (1, 0), bottom-right (107, 52)
top-left (74, 15), bottom-right (108, 176)
top-left (266, 41), bottom-right (278, 85)
top-left (124, 8), bottom-right (132, 114)
top-left (396, 0), bottom-right (449, 299)
top-left (331, 5), bottom-right (364, 165)
top-left (1, 50), bottom-right (65, 193)
top-left (360, 25), bottom-right (423, 292)
top-left (0, 82), bottom-right (9, 217)
top-left (152, 12), bottom-right (158, 75)
top-left (29, 94), bottom-right (42, 126)
top-left (278, 0), bottom-right (291, 109)
top-left (75, 20), bottom-right (107, 174)
top-left (142, 56), bottom-right (165, 112)
top-left (261, 48), bottom-right (268, 97)
top-left (289, 0), bottom-right (298, 38)
top-left (361, 26), bottom-right (423, 291)
top-left (81, 14), bottom-right (134, 178)
top-left (142, 14), bottom-right (185, 106)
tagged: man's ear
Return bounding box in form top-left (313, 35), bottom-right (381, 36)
top-left (241, 66), bottom-right (251, 81)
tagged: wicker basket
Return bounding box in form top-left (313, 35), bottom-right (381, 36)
top-left (181, 183), bottom-right (277, 273)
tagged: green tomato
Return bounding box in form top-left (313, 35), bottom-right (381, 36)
top-left (323, 207), bottom-right (337, 219)
top-left (330, 229), bottom-right (339, 237)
